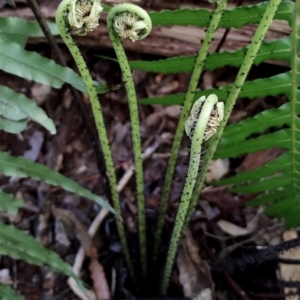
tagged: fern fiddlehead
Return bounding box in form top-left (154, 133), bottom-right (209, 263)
top-left (55, 0), bottom-right (135, 280)
top-left (161, 95), bottom-right (224, 294)
top-left (153, 0), bottom-right (228, 261)
top-left (107, 3), bottom-right (152, 276)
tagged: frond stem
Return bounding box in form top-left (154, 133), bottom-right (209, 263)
top-left (153, 0), bottom-right (228, 262)
top-left (56, 0), bottom-right (135, 281)
top-left (186, 0), bottom-right (282, 225)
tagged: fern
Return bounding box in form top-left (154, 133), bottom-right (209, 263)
top-left (0, 17), bottom-right (58, 46)
top-left (0, 118), bottom-right (26, 134)
top-left (0, 151), bottom-right (115, 213)
top-left (0, 221), bottom-right (84, 292)
top-left (212, 1), bottom-right (300, 228)
top-left (0, 283), bottom-right (23, 300)
top-left (0, 190), bottom-right (23, 214)
top-left (0, 41), bottom-right (108, 94)
top-left (132, 1), bottom-right (298, 228)
top-left (0, 85), bottom-right (56, 134)
top-left (0, 12), bottom-right (114, 298)
top-left (2, 0), bottom-right (299, 296)
top-left (129, 36), bottom-right (293, 74)
top-left (139, 71), bottom-right (294, 105)
top-left (149, 1), bottom-right (293, 28)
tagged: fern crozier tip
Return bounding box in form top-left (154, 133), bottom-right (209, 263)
top-left (108, 3), bottom-right (152, 42)
top-left (185, 94), bottom-right (224, 141)
top-left (67, 0), bottom-right (102, 35)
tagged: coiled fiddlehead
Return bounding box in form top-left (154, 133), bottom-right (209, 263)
top-left (107, 3), bottom-right (152, 276)
top-left (67, 0), bottom-right (102, 35)
top-left (56, 0), bottom-right (135, 280)
top-left (161, 95), bottom-right (224, 294)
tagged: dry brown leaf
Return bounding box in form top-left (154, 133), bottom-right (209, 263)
top-left (89, 255), bottom-right (110, 300)
top-left (216, 220), bottom-right (253, 237)
top-left (51, 207), bottom-right (91, 249)
top-left (216, 207), bottom-right (264, 237)
top-left (177, 229), bottom-right (214, 300)
top-left (236, 148), bottom-right (284, 173)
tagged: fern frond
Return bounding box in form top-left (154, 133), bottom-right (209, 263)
top-left (0, 151), bottom-right (115, 213)
top-left (0, 17), bottom-right (58, 47)
top-left (0, 190), bottom-right (23, 214)
top-left (0, 221), bottom-right (84, 290)
top-left (215, 153), bottom-right (291, 186)
top-left (149, 1), bottom-right (293, 28)
top-left (129, 36), bottom-right (294, 74)
top-left (248, 189), bottom-right (293, 206)
top-left (210, 1), bottom-right (300, 227)
top-left (221, 103), bottom-right (291, 144)
top-left (0, 118), bottom-right (26, 134)
top-left (0, 42), bottom-right (108, 94)
top-left (229, 174), bottom-right (291, 194)
top-left (0, 85), bottom-right (56, 134)
top-left (103, 2), bottom-right (293, 27)
top-left (0, 283), bottom-right (23, 300)
top-left (215, 129), bottom-right (291, 159)
top-left (139, 71), bottom-right (293, 105)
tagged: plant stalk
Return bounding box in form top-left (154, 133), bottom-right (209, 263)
top-left (161, 95), bottom-right (219, 294)
top-left (154, 0), bottom-right (228, 261)
top-left (107, 13), bottom-right (147, 276)
top-left (185, 0), bottom-right (282, 225)
top-left (56, 0), bottom-right (135, 281)
top-left (26, 0), bottom-right (110, 188)
top-left (290, 0), bottom-right (300, 197)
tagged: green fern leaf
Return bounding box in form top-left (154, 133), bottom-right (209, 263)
top-left (211, 3), bottom-right (300, 228)
top-left (0, 17), bottom-right (59, 37)
top-left (139, 71), bottom-right (293, 105)
top-left (149, 1), bottom-right (293, 28)
top-left (221, 103), bottom-right (291, 145)
top-left (0, 42), bottom-right (108, 94)
top-left (0, 221), bottom-right (83, 290)
top-left (215, 129), bottom-right (291, 159)
top-left (103, 2), bottom-right (292, 27)
top-left (0, 17), bottom-right (58, 47)
top-left (0, 85), bottom-right (56, 134)
top-left (0, 190), bottom-right (23, 214)
top-left (0, 118), bottom-right (26, 134)
top-left (129, 36), bottom-right (294, 74)
top-left (0, 284), bottom-right (23, 300)
top-left (229, 174), bottom-right (291, 194)
top-left (248, 190), bottom-right (292, 206)
top-left (263, 196), bottom-right (300, 228)
top-left (0, 152), bottom-right (115, 213)
top-left (215, 153), bottom-right (291, 186)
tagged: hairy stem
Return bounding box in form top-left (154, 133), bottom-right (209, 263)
top-left (56, 0), bottom-right (135, 280)
top-left (154, 0), bottom-right (228, 261)
top-left (107, 4), bottom-right (150, 276)
top-left (161, 95), bottom-right (219, 294)
top-left (185, 0), bottom-right (282, 225)
top-left (27, 0), bottom-right (110, 188)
